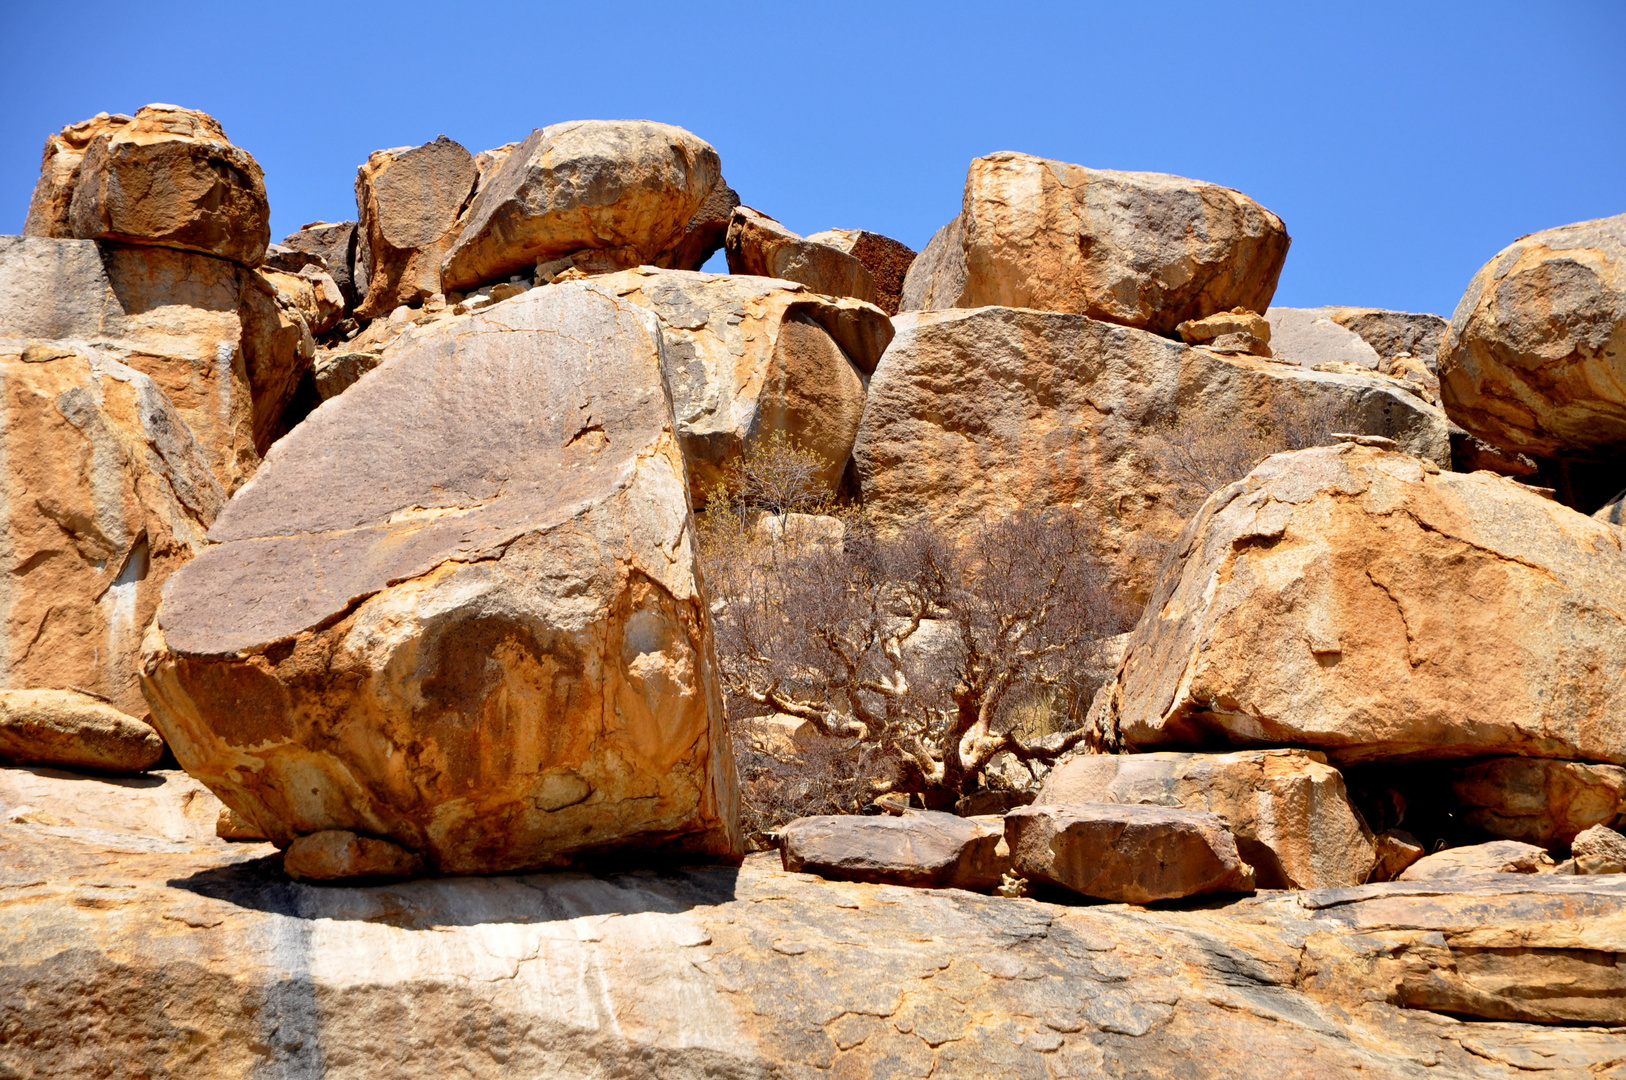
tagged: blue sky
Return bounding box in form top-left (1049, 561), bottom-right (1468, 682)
top-left (2, 1), bottom-right (1621, 317)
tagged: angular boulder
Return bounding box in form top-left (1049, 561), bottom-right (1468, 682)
top-left (780, 810), bottom-right (1007, 890)
top-left (1439, 213), bottom-right (1626, 459)
top-left (353, 136), bottom-right (478, 318)
top-left (32, 104), bottom-right (271, 267)
top-left (655, 175), bottom-right (739, 272)
top-left (587, 268), bottom-right (892, 505)
top-left (280, 220), bottom-right (364, 309)
top-left (0, 690), bottom-right (163, 773)
top-left (854, 307), bottom-right (1451, 606)
top-left (0, 344), bottom-right (223, 715)
top-left (1267, 307), bottom-right (1383, 369)
top-left (1090, 443), bottom-right (1626, 765)
top-left (1036, 749), bottom-right (1374, 889)
top-left (1451, 757), bottom-right (1626, 846)
top-left (900, 153), bottom-right (1289, 335)
top-left (141, 282), bottom-right (741, 874)
top-left (897, 215), bottom-right (966, 313)
top-left (283, 830), bottom-right (422, 881)
top-left (1005, 802), bottom-right (1255, 902)
top-left (1572, 824), bottom-right (1626, 864)
top-left (440, 120), bottom-right (720, 292)
top-left (1398, 840), bottom-right (1554, 880)
top-left (724, 206), bottom-right (877, 303)
top-left (1324, 307), bottom-right (1448, 372)
top-left (805, 228), bottom-right (917, 316)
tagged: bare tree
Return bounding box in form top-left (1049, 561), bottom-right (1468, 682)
top-left (1158, 395), bottom-right (1346, 516)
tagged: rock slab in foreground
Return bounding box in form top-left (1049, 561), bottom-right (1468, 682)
top-left (780, 810), bottom-right (1006, 890)
top-left (1092, 443), bottom-right (1626, 765)
top-left (142, 282), bottom-right (740, 874)
top-left (1004, 802), bottom-right (1256, 903)
top-left (0, 690), bottom-right (161, 773)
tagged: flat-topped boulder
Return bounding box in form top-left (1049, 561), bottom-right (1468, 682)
top-left (141, 282), bottom-right (740, 875)
top-left (780, 810), bottom-right (1007, 890)
top-left (1398, 840), bottom-right (1555, 880)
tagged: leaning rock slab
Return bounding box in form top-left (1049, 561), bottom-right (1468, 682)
top-left (353, 136), bottom-right (478, 318)
top-left (780, 810), bottom-right (1007, 890)
top-left (805, 228), bottom-right (917, 316)
top-left (1092, 443), bottom-right (1626, 765)
top-left (1451, 757), bottom-right (1626, 846)
top-left (724, 207), bottom-right (877, 304)
top-left (1036, 749), bottom-right (1374, 889)
top-left (280, 220), bottom-right (364, 309)
top-left (1005, 802), bottom-right (1255, 903)
top-left (0, 690), bottom-right (162, 773)
top-left (1398, 841), bottom-right (1554, 880)
top-left (141, 282), bottom-right (740, 874)
top-left (1439, 212), bottom-right (1626, 459)
top-left (902, 153), bottom-right (1289, 335)
top-left (440, 120), bottom-right (720, 292)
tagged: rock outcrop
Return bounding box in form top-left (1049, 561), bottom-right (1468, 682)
top-left (1036, 749), bottom-right (1374, 889)
top-left (141, 282), bottom-right (741, 875)
top-left (1451, 758), bottom-right (1626, 846)
top-left (1572, 824), bottom-right (1626, 866)
top-left (804, 228), bottom-right (917, 315)
top-left (724, 207), bottom-right (878, 304)
top-left (279, 220), bottom-right (365, 308)
top-left (854, 307), bottom-right (1451, 605)
top-left (655, 175), bottom-right (739, 272)
top-left (1439, 213), bottom-right (1626, 459)
top-left (0, 690), bottom-right (162, 773)
top-left (1398, 840), bottom-right (1554, 880)
top-left (440, 120), bottom-right (720, 292)
top-left (1325, 308), bottom-right (1448, 371)
top-left (1090, 443), bottom-right (1626, 765)
top-left (780, 810), bottom-right (1007, 890)
top-left (1267, 307), bottom-right (1384, 369)
top-left (900, 153), bottom-right (1290, 335)
top-left (353, 136), bottom-right (478, 317)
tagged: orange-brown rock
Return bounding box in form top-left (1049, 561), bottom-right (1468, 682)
top-left (141, 282), bottom-right (740, 875)
top-left (353, 136), bottom-right (478, 318)
top-left (279, 220), bottom-right (364, 309)
top-left (900, 153), bottom-right (1289, 335)
top-left (780, 810), bottom-right (1007, 890)
top-left (0, 690), bottom-right (162, 773)
top-left (440, 120), bottom-right (720, 292)
top-left (22, 111), bottom-right (133, 238)
top-left (724, 207), bottom-right (877, 304)
top-left (803, 228), bottom-right (917, 316)
top-left (1177, 307), bottom-right (1271, 345)
top-left (1090, 443), bottom-right (1626, 765)
top-left (1439, 213), bottom-right (1626, 459)
top-left (1398, 840), bottom-right (1554, 880)
top-left (655, 175), bottom-right (739, 272)
top-left (283, 829), bottom-right (423, 881)
top-left (1451, 757), bottom-right (1626, 846)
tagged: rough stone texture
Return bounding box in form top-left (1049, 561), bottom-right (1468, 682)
top-left (1372, 829), bottom-right (1426, 881)
top-left (0, 763), bottom-right (224, 842)
top-left (1398, 841), bottom-right (1555, 880)
top-left (1451, 758), bottom-right (1626, 846)
top-left (1325, 308), bottom-right (1449, 373)
top-left (283, 829), bottom-right (423, 881)
top-left (440, 120), bottom-right (720, 292)
top-left (1035, 749), bottom-right (1374, 889)
top-left (897, 215), bottom-right (965, 314)
top-left (0, 690), bottom-right (162, 773)
top-left (312, 350), bottom-right (382, 400)
top-left (1267, 307), bottom-right (1384, 369)
top-left (39, 104), bottom-right (270, 267)
top-left (1439, 213), bottom-right (1626, 459)
top-left (260, 265), bottom-right (343, 337)
top-left (655, 176), bottom-right (739, 272)
top-left (780, 811), bottom-right (1007, 890)
top-left (141, 283), bottom-right (740, 875)
top-left (0, 344), bottom-right (222, 716)
top-left (1005, 802), bottom-right (1256, 903)
top-left (582, 268), bottom-right (892, 505)
top-left (353, 137), bottom-right (478, 318)
top-left (3, 801), bottom-right (1625, 1077)
top-left (804, 228), bottom-right (917, 315)
top-left (1573, 825), bottom-right (1626, 864)
top-left (724, 207), bottom-right (877, 304)
top-left (1091, 443), bottom-right (1626, 765)
top-left (1177, 308), bottom-right (1271, 345)
top-left (280, 220), bottom-right (364, 309)
top-left (0, 235), bottom-right (317, 486)
top-left (854, 307), bottom-right (1451, 607)
top-left (1595, 487), bottom-right (1625, 525)
top-left (901, 154), bottom-right (1290, 336)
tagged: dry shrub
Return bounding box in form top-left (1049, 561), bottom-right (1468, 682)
top-left (1158, 394), bottom-right (1346, 517)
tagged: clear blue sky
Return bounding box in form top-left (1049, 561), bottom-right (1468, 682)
top-left (3, 1), bottom-right (1621, 318)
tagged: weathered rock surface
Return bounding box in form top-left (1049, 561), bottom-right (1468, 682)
top-left (0, 344), bottom-right (222, 715)
top-left (1325, 307), bottom-right (1449, 372)
top-left (854, 307), bottom-right (1451, 606)
top-left (283, 829), bottom-right (423, 881)
top-left (0, 763), bottom-right (224, 842)
top-left (655, 175), bottom-right (738, 272)
top-left (141, 282), bottom-right (740, 874)
top-left (724, 207), bottom-right (877, 304)
top-left (1573, 824), bottom-right (1626, 864)
top-left (1398, 840), bottom-right (1555, 880)
top-left (280, 220), bottom-right (364, 308)
top-left (780, 810), bottom-right (1007, 890)
top-left (1267, 306), bottom-right (1383, 369)
top-left (1036, 749), bottom-right (1374, 889)
top-left (0, 690), bottom-right (162, 773)
top-left (1451, 757), bottom-right (1626, 846)
top-left (1439, 213), bottom-right (1626, 459)
top-left (353, 136), bottom-right (478, 318)
top-left (1371, 829), bottom-right (1427, 881)
top-left (901, 153), bottom-right (1290, 335)
top-left (1176, 307), bottom-right (1271, 345)
top-left (26, 105), bottom-right (271, 267)
top-left (897, 215), bottom-right (966, 313)
top-left (1091, 443), bottom-right (1626, 765)
top-left (584, 268), bottom-right (892, 505)
top-left (804, 228), bottom-right (918, 315)
top-left (311, 349), bottom-right (381, 400)
top-left (1005, 802), bottom-right (1256, 903)
top-left (440, 120), bottom-right (720, 292)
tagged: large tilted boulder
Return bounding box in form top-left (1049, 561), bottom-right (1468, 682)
top-left (0, 344), bottom-right (222, 715)
top-left (0, 689), bottom-right (163, 773)
top-left (141, 283), bottom-right (741, 875)
top-left (805, 228), bottom-right (917, 316)
top-left (1439, 213), bottom-right (1626, 459)
top-left (724, 207), bottom-right (877, 304)
top-left (1324, 307), bottom-right (1448, 371)
top-left (1090, 443), bottom-right (1626, 765)
top-left (780, 811), bottom-right (1007, 890)
top-left (440, 120), bottom-right (720, 292)
top-left (854, 307), bottom-right (1451, 606)
top-left (353, 136), bottom-right (478, 318)
top-left (1450, 757), bottom-right (1626, 846)
top-left (900, 153), bottom-right (1289, 335)
top-left (1036, 749), bottom-right (1374, 889)
top-left (26, 105), bottom-right (270, 267)
top-left (585, 268), bottom-right (892, 505)
top-left (0, 235), bottom-right (316, 486)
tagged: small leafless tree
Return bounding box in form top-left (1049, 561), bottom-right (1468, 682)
top-left (1158, 395), bottom-right (1346, 517)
